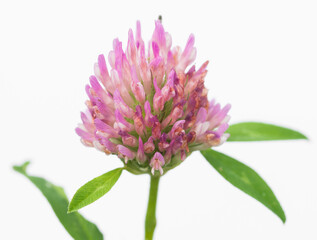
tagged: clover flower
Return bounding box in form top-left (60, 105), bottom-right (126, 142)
top-left (76, 20), bottom-right (231, 175)
top-left (13, 18), bottom-right (308, 240)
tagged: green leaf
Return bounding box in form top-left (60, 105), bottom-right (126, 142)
top-left (200, 149), bottom-right (286, 223)
top-left (13, 161), bottom-right (103, 240)
top-left (68, 168), bottom-right (123, 213)
top-left (227, 122), bottom-right (307, 141)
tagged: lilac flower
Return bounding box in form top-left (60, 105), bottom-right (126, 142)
top-left (76, 20), bottom-right (230, 175)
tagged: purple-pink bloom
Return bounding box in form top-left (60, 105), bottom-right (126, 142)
top-left (144, 136), bottom-right (155, 154)
top-left (118, 145), bottom-right (135, 164)
top-left (76, 20), bottom-right (231, 175)
top-left (150, 152), bottom-right (165, 175)
top-left (137, 137), bottom-right (147, 164)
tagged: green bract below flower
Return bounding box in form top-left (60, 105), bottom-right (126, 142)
top-left (14, 19), bottom-right (308, 240)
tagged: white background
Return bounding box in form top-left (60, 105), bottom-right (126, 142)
top-left (1, 0), bottom-right (317, 239)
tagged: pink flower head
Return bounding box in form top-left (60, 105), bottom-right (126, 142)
top-left (137, 137), bottom-right (147, 164)
top-left (118, 145), bottom-right (135, 164)
top-left (133, 105), bottom-right (146, 137)
top-left (153, 78), bottom-right (164, 113)
top-left (150, 152), bottom-right (165, 175)
top-left (144, 136), bottom-right (155, 154)
top-left (76, 20), bottom-right (230, 175)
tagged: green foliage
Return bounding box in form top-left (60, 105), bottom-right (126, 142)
top-left (145, 176), bottom-right (160, 240)
top-left (159, 98), bottom-right (174, 121)
top-left (13, 162), bottom-right (103, 240)
top-left (68, 168), bottom-right (123, 213)
top-left (124, 117), bottom-right (134, 124)
top-left (227, 122), bottom-right (307, 141)
top-left (147, 83), bottom-right (156, 108)
top-left (200, 149), bottom-right (286, 223)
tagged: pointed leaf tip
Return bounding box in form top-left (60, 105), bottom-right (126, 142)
top-left (13, 161), bottom-right (104, 239)
top-left (13, 161), bottom-right (31, 174)
top-left (227, 122), bottom-right (307, 142)
top-left (200, 149), bottom-right (286, 223)
top-left (68, 168), bottom-right (123, 212)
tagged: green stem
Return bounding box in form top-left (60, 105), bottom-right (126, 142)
top-left (145, 175), bottom-right (160, 240)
